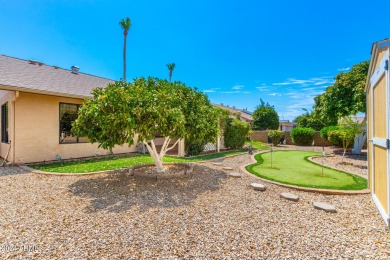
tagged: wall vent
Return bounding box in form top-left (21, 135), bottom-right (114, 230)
top-left (71, 66), bottom-right (79, 74)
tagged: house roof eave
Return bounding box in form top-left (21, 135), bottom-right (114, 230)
top-left (0, 84), bottom-right (91, 99)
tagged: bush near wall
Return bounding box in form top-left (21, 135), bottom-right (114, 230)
top-left (185, 141), bottom-right (206, 156)
top-left (327, 130), bottom-right (354, 148)
top-left (268, 130), bottom-right (284, 146)
top-left (320, 126), bottom-right (339, 140)
top-left (224, 118), bottom-right (251, 149)
top-left (290, 127), bottom-right (315, 146)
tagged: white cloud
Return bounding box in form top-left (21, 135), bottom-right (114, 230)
top-left (232, 85), bottom-right (244, 90)
top-left (337, 67), bottom-right (350, 72)
top-left (256, 85), bottom-right (272, 92)
top-left (272, 77), bottom-right (334, 87)
top-left (220, 90), bottom-right (250, 94)
top-left (203, 87), bottom-right (220, 93)
top-left (271, 75), bottom-right (337, 120)
top-left (269, 93), bottom-right (281, 96)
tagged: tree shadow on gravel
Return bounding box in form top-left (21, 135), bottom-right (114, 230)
top-left (69, 164), bottom-right (228, 213)
top-left (0, 166), bottom-right (29, 177)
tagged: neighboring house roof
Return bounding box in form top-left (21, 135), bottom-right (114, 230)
top-left (0, 54), bottom-right (114, 98)
top-left (338, 116), bottom-right (366, 124)
top-left (213, 103), bottom-right (253, 122)
top-left (279, 120), bottom-right (295, 126)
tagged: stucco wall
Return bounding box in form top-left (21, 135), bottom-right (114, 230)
top-left (0, 91), bottom-right (15, 161)
top-left (14, 92), bottom-right (137, 163)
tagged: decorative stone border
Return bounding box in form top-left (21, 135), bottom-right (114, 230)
top-left (130, 163), bottom-right (194, 180)
top-left (239, 151), bottom-right (370, 195)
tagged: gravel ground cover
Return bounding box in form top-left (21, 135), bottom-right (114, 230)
top-left (0, 148), bottom-right (389, 259)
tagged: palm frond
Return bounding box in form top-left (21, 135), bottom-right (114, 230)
top-left (119, 17), bottom-right (132, 30)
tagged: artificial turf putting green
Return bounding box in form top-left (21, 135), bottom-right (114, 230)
top-left (246, 150), bottom-right (367, 190)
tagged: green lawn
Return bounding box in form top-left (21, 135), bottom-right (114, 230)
top-left (246, 150), bottom-right (367, 190)
top-left (246, 141), bottom-right (269, 150)
top-left (31, 142), bottom-right (268, 173)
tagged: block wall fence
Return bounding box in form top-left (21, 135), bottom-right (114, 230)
top-left (250, 131), bottom-right (332, 146)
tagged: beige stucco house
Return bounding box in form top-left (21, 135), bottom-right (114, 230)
top-left (278, 120), bottom-right (295, 132)
top-left (213, 103), bottom-right (253, 125)
top-left (0, 55), bottom-right (140, 164)
top-left (365, 38), bottom-right (390, 226)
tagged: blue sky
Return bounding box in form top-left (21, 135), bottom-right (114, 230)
top-left (0, 0), bottom-right (389, 120)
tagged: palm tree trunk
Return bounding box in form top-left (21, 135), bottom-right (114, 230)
top-left (123, 32), bottom-right (127, 82)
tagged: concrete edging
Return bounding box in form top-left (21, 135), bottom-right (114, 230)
top-left (239, 151), bottom-right (370, 195)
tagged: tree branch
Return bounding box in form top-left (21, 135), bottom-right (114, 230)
top-left (165, 139), bottom-right (180, 153)
top-left (143, 140), bottom-right (157, 158)
top-left (161, 137), bottom-right (170, 154)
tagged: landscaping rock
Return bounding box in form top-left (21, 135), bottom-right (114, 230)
top-left (223, 166), bottom-right (234, 170)
top-left (313, 202), bottom-right (337, 213)
top-left (228, 172), bottom-right (241, 178)
top-left (280, 192), bottom-right (299, 202)
top-left (250, 183), bottom-right (266, 191)
top-left (212, 162), bottom-right (223, 166)
top-left (1, 149), bottom-right (388, 259)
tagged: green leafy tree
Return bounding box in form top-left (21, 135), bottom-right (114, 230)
top-left (337, 116), bottom-right (365, 162)
top-left (268, 130), bottom-right (284, 146)
top-left (252, 99), bottom-right (279, 130)
top-left (185, 107), bottom-right (229, 156)
top-left (290, 127), bottom-right (315, 146)
top-left (223, 118), bottom-right (251, 149)
top-left (294, 109), bottom-right (333, 131)
top-left (72, 77), bottom-right (219, 173)
top-left (313, 61), bottom-right (369, 123)
top-left (320, 126), bottom-right (339, 141)
top-left (119, 17), bottom-right (132, 82)
top-left (166, 63), bottom-right (176, 82)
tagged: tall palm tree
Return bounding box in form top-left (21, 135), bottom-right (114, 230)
top-left (166, 63), bottom-right (176, 82)
top-left (119, 17), bottom-right (132, 82)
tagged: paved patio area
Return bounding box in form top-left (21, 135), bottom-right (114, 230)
top-left (0, 152), bottom-right (389, 259)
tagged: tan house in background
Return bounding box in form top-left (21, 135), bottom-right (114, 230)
top-left (0, 55), bottom-right (139, 164)
top-left (365, 38), bottom-right (390, 227)
top-left (213, 103), bottom-right (253, 125)
top-left (279, 120), bottom-right (295, 131)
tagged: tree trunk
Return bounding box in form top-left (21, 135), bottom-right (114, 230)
top-left (143, 140), bottom-right (165, 173)
top-left (143, 137), bottom-right (181, 173)
top-left (123, 31), bottom-right (127, 82)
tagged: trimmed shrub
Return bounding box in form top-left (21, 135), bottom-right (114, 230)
top-left (224, 118), bottom-right (251, 149)
top-left (328, 130), bottom-right (353, 148)
top-left (268, 130), bottom-right (284, 146)
top-left (290, 127), bottom-right (315, 146)
top-left (320, 126), bottom-right (339, 140)
top-left (185, 141), bottom-right (205, 156)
